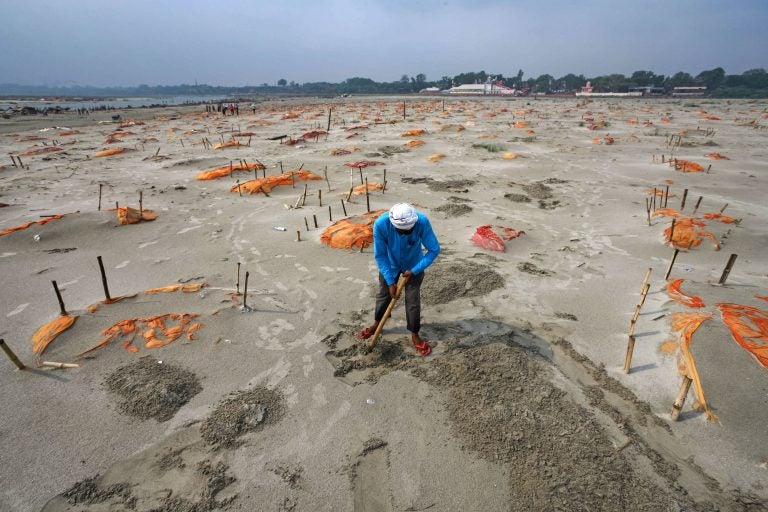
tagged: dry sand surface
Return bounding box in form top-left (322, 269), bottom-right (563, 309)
top-left (0, 97), bottom-right (767, 511)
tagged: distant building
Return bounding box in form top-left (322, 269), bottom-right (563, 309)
top-left (419, 87), bottom-right (442, 95)
top-left (575, 81), bottom-right (642, 97)
top-left (629, 86), bottom-right (666, 96)
top-left (672, 86), bottom-right (707, 97)
top-left (448, 82), bottom-right (517, 96)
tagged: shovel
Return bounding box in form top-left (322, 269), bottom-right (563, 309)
top-left (367, 274), bottom-right (409, 350)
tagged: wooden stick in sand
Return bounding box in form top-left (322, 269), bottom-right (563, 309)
top-left (40, 361), bottom-right (80, 369)
top-left (236, 262), bottom-right (241, 295)
top-left (663, 186), bottom-right (670, 208)
top-left (313, 214), bottom-right (318, 229)
top-left (359, 168), bottom-right (364, 185)
top-left (368, 275), bottom-right (409, 350)
top-left (623, 281), bottom-right (651, 373)
top-left (670, 376), bottom-right (693, 421)
top-left (296, 230), bottom-right (301, 242)
top-left (680, 189), bottom-right (688, 211)
top-left (692, 196), bottom-right (703, 216)
top-left (98, 184), bottom-right (103, 211)
top-left (236, 180), bottom-right (242, 197)
top-left (664, 249), bottom-right (680, 281)
top-left (318, 189), bottom-right (322, 207)
top-left (51, 280), bottom-right (68, 316)
top-left (304, 217), bottom-right (309, 231)
top-left (645, 198), bottom-right (652, 226)
top-left (347, 187), bottom-right (354, 201)
top-left (324, 166), bottom-right (331, 192)
top-left (17, 156), bottom-right (24, 169)
top-left (652, 188), bottom-right (657, 211)
top-left (139, 191), bottom-right (143, 218)
top-left (719, 203), bottom-right (729, 214)
top-left (327, 108), bottom-right (332, 132)
top-left (365, 177), bottom-right (370, 212)
top-left (340, 199), bottom-right (347, 216)
top-left (718, 254), bottom-right (738, 285)
top-left (9, 154), bottom-right (17, 168)
top-left (0, 339), bottom-right (26, 370)
top-left (97, 256), bottom-right (112, 301)
top-left (328, 205), bottom-right (332, 222)
top-left (669, 218), bottom-right (676, 242)
top-left (243, 271), bottom-right (249, 309)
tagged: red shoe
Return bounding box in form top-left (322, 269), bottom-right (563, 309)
top-left (412, 339), bottom-right (431, 356)
top-left (356, 326), bottom-right (375, 340)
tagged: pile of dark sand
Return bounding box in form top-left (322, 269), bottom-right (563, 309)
top-left (415, 342), bottom-right (677, 511)
top-left (522, 182), bottom-right (553, 200)
top-left (434, 203), bottom-right (473, 217)
top-left (401, 177), bottom-right (476, 193)
top-left (201, 387), bottom-right (286, 449)
top-left (61, 476), bottom-right (134, 508)
top-left (104, 359), bottom-right (202, 422)
top-left (421, 259), bottom-right (505, 305)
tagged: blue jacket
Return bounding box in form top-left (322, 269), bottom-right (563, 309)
top-left (373, 211), bottom-right (440, 286)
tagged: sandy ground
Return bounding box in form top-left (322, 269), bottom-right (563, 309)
top-left (0, 97), bottom-right (767, 511)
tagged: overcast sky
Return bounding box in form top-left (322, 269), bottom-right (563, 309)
top-left (1, 0), bottom-right (766, 87)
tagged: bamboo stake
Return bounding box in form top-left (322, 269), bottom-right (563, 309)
top-left (670, 376), bottom-right (693, 421)
top-left (139, 191), bottom-right (143, 218)
top-left (318, 189), bottom-right (322, 207)
top-left (296, 230), bottom-right (301, 242)
top-left (9, 154), bottom-right (17, 168)
top-left (663, 185), bottom-right (670, 208)
top-left (40, 361), bottom-right (80, 369)
top-left (719, 203), bottom-right (729, 214)
top-left (669, 218), bottom-right (676, 242)
top-left (51, 280), bottom-right (67, 316)
top-left (347, 187), bottom-right (354, 201)
top-left (97, 256), bottom-right (112, 301)
top-left (624, 282), bottom-right (651, 373)
top-left (302, 184), bottom-right (308, 206)
top-left (365, 177), bottom-right (370, 212)
top-left (680, 188), bottom-right (688, 210)
top-left (98, 184), bottom-right (103, 211)
top-left (640, 267), bottom-right (652, 294)
top-left (718, 254), bottom-right (738, 285)
top-left (328, 205), bottom-right (332, 222)
top-left (17, 156), bottom-right (24, 168)
top-left (645, 198), bottom-right (652, 226)
top-left (324, 166), bottom-right (331, 192)
top-left (340, 199), bottom-right (347, 216)
top-left (0, 339), bottom-right (25, 370)
top-left (313, 214), bottom-right (318, 228)
top-left (304, 217), bottom-right (309, 231)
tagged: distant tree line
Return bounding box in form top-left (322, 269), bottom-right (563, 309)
top-left (1, 67), bottom-right (767, 98)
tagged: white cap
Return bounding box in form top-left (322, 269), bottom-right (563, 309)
top-left (389, 203), bottom-right (418, 230)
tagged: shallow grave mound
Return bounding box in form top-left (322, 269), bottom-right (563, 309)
top-left (201, 387), bottom-right (286, 449)
top-left (416, 342), bottom-right (676, 510)
top-left (421, 259), bottom-right (505, 305)
top-left (434, 203), bottom-right (473, 217)
top-left (104, 359), bottom-right (202, 422)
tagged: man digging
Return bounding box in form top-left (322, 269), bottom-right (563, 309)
top-left (357, 203), bottom-right (440, 356)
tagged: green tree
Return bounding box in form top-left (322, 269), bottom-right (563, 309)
top-left (534, 74), bottom-right (554, 92)
top-left (665, 72), bottom-right (695, 88)
top-left (415, 73), bottom-right (426, 84)
top-left (277, 78), bottom-right (287, 86)
top-left (695, 67), bottom-right (725, 90)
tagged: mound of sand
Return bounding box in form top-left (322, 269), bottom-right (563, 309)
top-left (416, 342), bottom-right (675, 510)
top-left (104, 359), bottom-right (202, 422)
top-left (434, 203), bottom-right (473, 217)
top-left (422, 259), bottom-right (505, 305)
top-left (200, 387), bottom-right (286, 449)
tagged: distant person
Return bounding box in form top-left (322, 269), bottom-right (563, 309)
top-left (357, 203), bottom-right (440, 356)
top-left (251, 103), bottom-right (257, 114)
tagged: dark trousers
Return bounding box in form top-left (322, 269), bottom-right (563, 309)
top-left (374, 272), bottom-right (424, 333)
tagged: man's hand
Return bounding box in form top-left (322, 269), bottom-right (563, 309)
top-left (403, 270), bottom-right (413, 279)
top-left (388, 284), bottom-right (397, 299)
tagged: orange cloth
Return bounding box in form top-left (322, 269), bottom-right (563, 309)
top-left (716, 303), bottom-right (768, 369)
top-left (93, 147), bottom-right (127, 158)
top-left (30, 315), bottom-right (77, 362)
top-left (0, 213), bottom-right (70, 236)
top-left (670, 311), bottom-right (716, 421)
top-left (321, 210), bottom-right (385, 250)
top-left (196, 161), bottom-right (265, 180)
top-left (81, 313), bottom-right (203, 355)
top-left (117, 206), bottom-right (157, 225)
top-left (666, 279), bottom-right (705, 308)
top-left (232, 170), bottom-right (322, 195)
